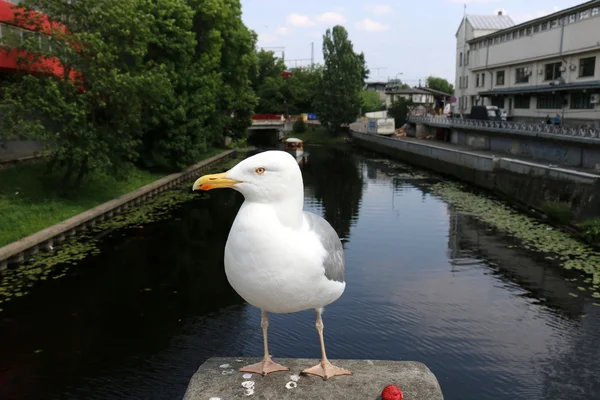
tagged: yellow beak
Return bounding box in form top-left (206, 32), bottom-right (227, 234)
top-left (192, 172), bottom-right (240, 191)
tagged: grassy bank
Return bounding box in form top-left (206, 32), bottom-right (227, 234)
top-left (0, 149), bottom-right (224, 247)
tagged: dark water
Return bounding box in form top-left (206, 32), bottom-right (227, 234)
top-left (1, 145), bottom-right (600, 400)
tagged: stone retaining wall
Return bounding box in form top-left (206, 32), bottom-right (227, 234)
top-left (0, 150), bottom-right (236, 269)
top-left (350, 131), bottom-right (600, 221)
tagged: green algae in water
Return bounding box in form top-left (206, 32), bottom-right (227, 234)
top-left (430, 182), bottom-right (600, 286)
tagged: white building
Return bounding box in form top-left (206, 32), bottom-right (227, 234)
top-left (455, 1), bottom-right (600, 125)
top-left (384, 88), bottom-right (435, 109)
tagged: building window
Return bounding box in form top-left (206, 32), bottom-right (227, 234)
top-left (568, 14), bottom-right (576, 23)
top-left (514, 96), bottom-right (531, 109)
top-left (580, 10), bottom-right (590, 19)
top-left (593, 7), bottom-right (599, 17)
top-left (496, 70), bottom-right (505, 86)
top-left (545, 62), bottom-right (562, 81)
top-left (500, 35), bottom-right (506, 42)
top-left (465, 76), bottom-right (468, 88)
top-left (526, 26), bottom-right (533, 35)
top-left (459, 52), bottom-right (463, 66)
top-left (537, 94), bottom-right (563, 109)
top-left (541, 22), bottom-right (548, 30)
top-left (519, 28), bottom-right (525, 36)
top-left (466, 50), bottom-right (470, 65)
top-left (570, 92), bottom-right (594, 109)
top-left (533, 24), bottom-right (540, 32)
top-left (1, 24), bottom-right (22, 46)
top-left (481, 73), bottom-right (485, 87)
top-left (515, 67), bottom-right (529, 84)
top-left (550, 19), bottom-right (559, 28)
top-left (579, 56), bottom-right (596, 77)
top-left (476, 74), bottom-right (479, 87)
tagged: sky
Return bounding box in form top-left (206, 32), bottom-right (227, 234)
top-left (240, 0), bottom-right (586, 86)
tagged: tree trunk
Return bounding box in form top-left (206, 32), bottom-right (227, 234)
top-left (61, 158), bottom-right (75, 189)
top-left (74, 156), bottom-right (89, 188)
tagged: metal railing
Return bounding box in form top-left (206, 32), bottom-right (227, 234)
top-left (408, 115), bottom-right (600, 140)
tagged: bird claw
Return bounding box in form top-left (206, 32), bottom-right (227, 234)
top-left (302, 360), bottom-right (352, 380)
top-left (239, 359), bottom-right (290, 376)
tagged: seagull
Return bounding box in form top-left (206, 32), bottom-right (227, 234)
top-left (192, 150), bottom-right (351, 380)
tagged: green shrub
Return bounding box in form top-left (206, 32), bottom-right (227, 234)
top-left (293, 119), bottom-right (307, 133)
top-left (580, 218), bottom-right (600, 244)
top-left (541, 201), bottom-right (573, 224)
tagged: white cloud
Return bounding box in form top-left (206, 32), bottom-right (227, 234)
top-left (316, 12), bottom-right (346, 23)
top-left (275, 26), bottom-right (289, 35)
top-left (366, 4), bottom-right (394, 15)
top-left (287, 13), bottom-right (315, 27)
top-left (355, 18), bottom-right (390, 32)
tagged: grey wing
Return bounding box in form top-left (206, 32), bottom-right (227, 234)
top-left (303, 211), bottom-right (345, 283)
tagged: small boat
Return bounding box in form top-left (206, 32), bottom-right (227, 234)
top-left (281, 137), bottom-right (304, 157)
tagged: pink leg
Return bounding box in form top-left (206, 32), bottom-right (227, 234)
top-left (239, 310), bottom-right (289, 376)
top-left (302, 309), bottom-right (352, 380)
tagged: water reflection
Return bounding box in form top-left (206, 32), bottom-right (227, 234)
top-left (302, 145), bottom-right (363, 241)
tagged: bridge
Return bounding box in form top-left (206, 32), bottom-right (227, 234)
top-left (407, 115), bottom-right (600, 140)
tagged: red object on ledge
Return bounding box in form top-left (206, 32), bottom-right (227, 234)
top-left (381, 384), bottom-right (404, 400)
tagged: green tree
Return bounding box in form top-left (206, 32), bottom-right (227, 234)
top-left (314, 25), bottom-right (368, 134)
top-left (252, 50), bottom-right (287, 114)
top-left (199, 0), bottom-right (258, 142)
top-left (388, 98), bottom-right (413, 129)
top-left (1, 0), bottom-right (170, 187)
top-left (138, 0), bottom-right (203, 171)
top-left (360, 90), bottom-right (385, 114)
top-left (285, 65), bottom-right (322, 114)
top-left (426, 76), bottom-right (454, 95)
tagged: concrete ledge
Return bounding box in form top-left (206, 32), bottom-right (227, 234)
top-left (0, 150), bottom-right (236, 269)
top-left (183, 357), bottom-right (444, 400)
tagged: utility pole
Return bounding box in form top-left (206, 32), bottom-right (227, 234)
top-left (310, 42), bottom-right (314, 66)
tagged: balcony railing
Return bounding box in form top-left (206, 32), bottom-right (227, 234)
top-left (408, 116), bottom-right (600, 140)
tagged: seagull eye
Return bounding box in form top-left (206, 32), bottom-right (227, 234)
top-left (255, 167), bottom-right (266, 175)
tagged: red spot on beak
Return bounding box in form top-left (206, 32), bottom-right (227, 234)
top-left (202, 184), bottom-right (211, 190)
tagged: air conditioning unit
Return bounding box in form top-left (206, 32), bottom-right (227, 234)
top-left (591, 94), bottom-right (600, 104)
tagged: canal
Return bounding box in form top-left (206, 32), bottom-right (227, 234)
top-left (1, 144), bottom-right (599, 400)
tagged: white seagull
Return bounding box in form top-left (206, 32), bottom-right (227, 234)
top-left (193, 150), bottom-right (351, 380)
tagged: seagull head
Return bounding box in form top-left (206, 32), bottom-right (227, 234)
top-left (193, 150), bottom-right (303, 203)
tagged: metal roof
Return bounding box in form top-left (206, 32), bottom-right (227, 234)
top-left (467, 15), bottom-right (516, 30)
top-left (385, 88), bottom-right (432, 95)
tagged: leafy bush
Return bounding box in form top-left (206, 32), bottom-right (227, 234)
top-left (541, 201), bottom-right (573, 224)
top-left (580, 218), bottom-right (600, 244)
top-left (293, 119), bottom-right (307, 133)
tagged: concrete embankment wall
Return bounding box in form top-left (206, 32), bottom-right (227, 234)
top-left (350, 131), bottom-right (600, 221)
top-left (450, 128), bottom-right (600, 170)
